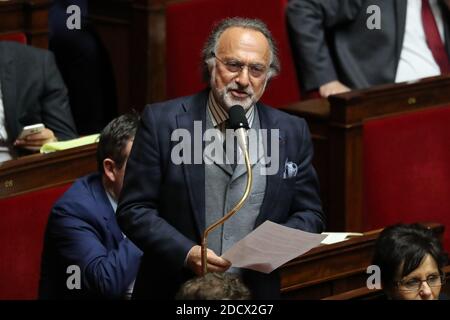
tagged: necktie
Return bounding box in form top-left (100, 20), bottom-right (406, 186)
top-left (421, 0), bottom-right (450, 74)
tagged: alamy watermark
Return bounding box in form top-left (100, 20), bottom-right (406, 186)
top-left (170, 123), bottom-right (280, 175)
top-left (366, 265), bottom-right (382, 290)
top-left (66, 265), bottom-right (81, 290)
top-left (366, 5), bottom-right (381, 30)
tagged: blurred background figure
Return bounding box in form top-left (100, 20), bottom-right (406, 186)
top-left (287, 0), bottom-right (450, 97)
top-left (0, 41), bottom-right (77, 162)
top-left (49, 0), bottom-right (118, 134)
top-left (39, 114), bottom-right (142, 299)
top-left (372, 223), bottom-right (448, 300)
top-left (175, 272), bottom-right (251, 300)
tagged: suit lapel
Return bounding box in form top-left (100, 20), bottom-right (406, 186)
top-left (204, 148), bottom-right (233, 176)
top-left (255, 104), bottom-right (285, 227)
top-left (231, 147), bottom-right (263, 182)
top-left (394, 0), bottom-right (407, 67)
top-left (176, 91), bottom-right (208, 236)
top-left (0, 44), bottom-right (19, 141)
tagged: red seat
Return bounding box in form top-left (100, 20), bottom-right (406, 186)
top-left (363, 106), bottom-right (450, 251)
top-left (0, 185), bottom-right (70, 300)
top-left (0, 32), bottom-right (27, 44)
top-left (166, 0), bottom-right (301, 107)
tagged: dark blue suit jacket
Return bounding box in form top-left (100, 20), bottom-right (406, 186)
top-left (39, 173), bottom-right (142, 299)
top-left (117, 90), bottom-right (325, 299)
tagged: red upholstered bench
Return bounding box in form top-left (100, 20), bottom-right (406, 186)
top-left (0, 184), bottom-right (70, 300)
top-left (363, 106), bottom-right (450, 251)
top-left (166, 0), bottom-right (301, 107)
top-left (0, 32), bottom-right (27, 44)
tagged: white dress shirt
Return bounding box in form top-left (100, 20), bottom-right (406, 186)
top-left (0, 80), bottom-right (13, 163)
top-left (395, 0), bottom-right (446, 83)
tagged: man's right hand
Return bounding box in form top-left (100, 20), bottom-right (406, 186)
top-left (319, 80), bottom-right (351, 98)
top-left (186, 245), bottom-right (231, 276)
top-left (14, 128), bottom-right (57, 151)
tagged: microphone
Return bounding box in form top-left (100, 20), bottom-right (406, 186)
top-left (201, 105), bottom-right (254, 275)
top-left (228, 105), bottom-right (250, 153)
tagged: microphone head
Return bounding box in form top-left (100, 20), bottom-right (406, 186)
top-left (228, 105), bottom-right (249, 130)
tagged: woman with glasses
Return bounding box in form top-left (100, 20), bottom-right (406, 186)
top-left (372, 223), bottom-right (448, 300)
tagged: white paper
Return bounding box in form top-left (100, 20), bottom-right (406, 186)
top-left (320, 232), bottom-right (364, 245)
top-left (221, 221), bottom-right (327, 274)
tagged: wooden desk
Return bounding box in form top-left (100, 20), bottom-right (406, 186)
top-left (280, 222), bottom-right (445, 299)
top-left (282, 75), bottom-right (450, 232)
top-left (0, 144), bottom-right (97, 199)
top-left (0, 0), bottom-right (51, 48)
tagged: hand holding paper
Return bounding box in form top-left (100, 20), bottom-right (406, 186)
top-left (221, 221), bottom-right (327, 273)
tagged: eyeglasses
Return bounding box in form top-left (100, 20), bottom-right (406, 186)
top-left (396, 274), bottom-right (445, 291)
top-left (212, 52), bottom-right (268, 78)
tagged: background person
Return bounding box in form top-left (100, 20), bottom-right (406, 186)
top-left (39, 114), bottom-right (142, 299)
top-left (372, 223), bottom-right (448, 300)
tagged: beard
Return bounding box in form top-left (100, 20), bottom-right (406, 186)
top-left (211, 71), bottom-right (266, 110)
top-left (218, 82), bottom-right (255, 110)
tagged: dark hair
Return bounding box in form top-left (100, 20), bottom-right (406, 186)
top-left (96, 113), bottom-right (140, 173)
top-left (202, 17), bottom-right (280, 82)
top-left (372, 223), bottom-right (448, 290)
top-left (175, 272), bottom-right (251, 300)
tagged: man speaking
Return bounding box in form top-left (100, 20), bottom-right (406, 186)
top-left (117, 17), bottom-right (325, 299)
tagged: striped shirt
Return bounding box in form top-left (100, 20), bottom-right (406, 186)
top-left (207, 92), bottom-right (255, 131)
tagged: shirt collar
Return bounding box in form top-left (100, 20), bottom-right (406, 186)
top-left (105, 189), bottom-right (118, 213)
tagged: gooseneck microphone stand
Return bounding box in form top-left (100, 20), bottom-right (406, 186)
top-left (201, 105), bottom-right (253, 275)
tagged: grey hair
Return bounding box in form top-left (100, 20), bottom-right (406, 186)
top-left (202, 17), bottom-right (280, 82)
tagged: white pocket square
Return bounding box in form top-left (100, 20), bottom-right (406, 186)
top-left (283, 160), bottom-right (298, 179)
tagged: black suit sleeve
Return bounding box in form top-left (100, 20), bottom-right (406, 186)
top-left (286, 0), bottom-right (364, 90)
top-left (41, 50), bottom-right (78, 140)
top-left (45, 205), bottom-right (142, 299)
top-left (117, 106), bottom-right (196, 272)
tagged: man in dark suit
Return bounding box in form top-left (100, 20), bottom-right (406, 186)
top-left (39, 114), bottom-right (142, 299)
top-left (117, 18), bottom-right (325, 300)
top-left (287, 0), bottom-right (450, 97)
top-left (0, 41), bottom-right (77, 161)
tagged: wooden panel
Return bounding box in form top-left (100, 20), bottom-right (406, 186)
top-left (0, 144), bottom-right (97, 199)
top-left (0, 0), bottom-right (50, 48)
top-left (89, 0), bottom-right (176, 113)
top-left (0, 1), bottom-right (24, 32)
